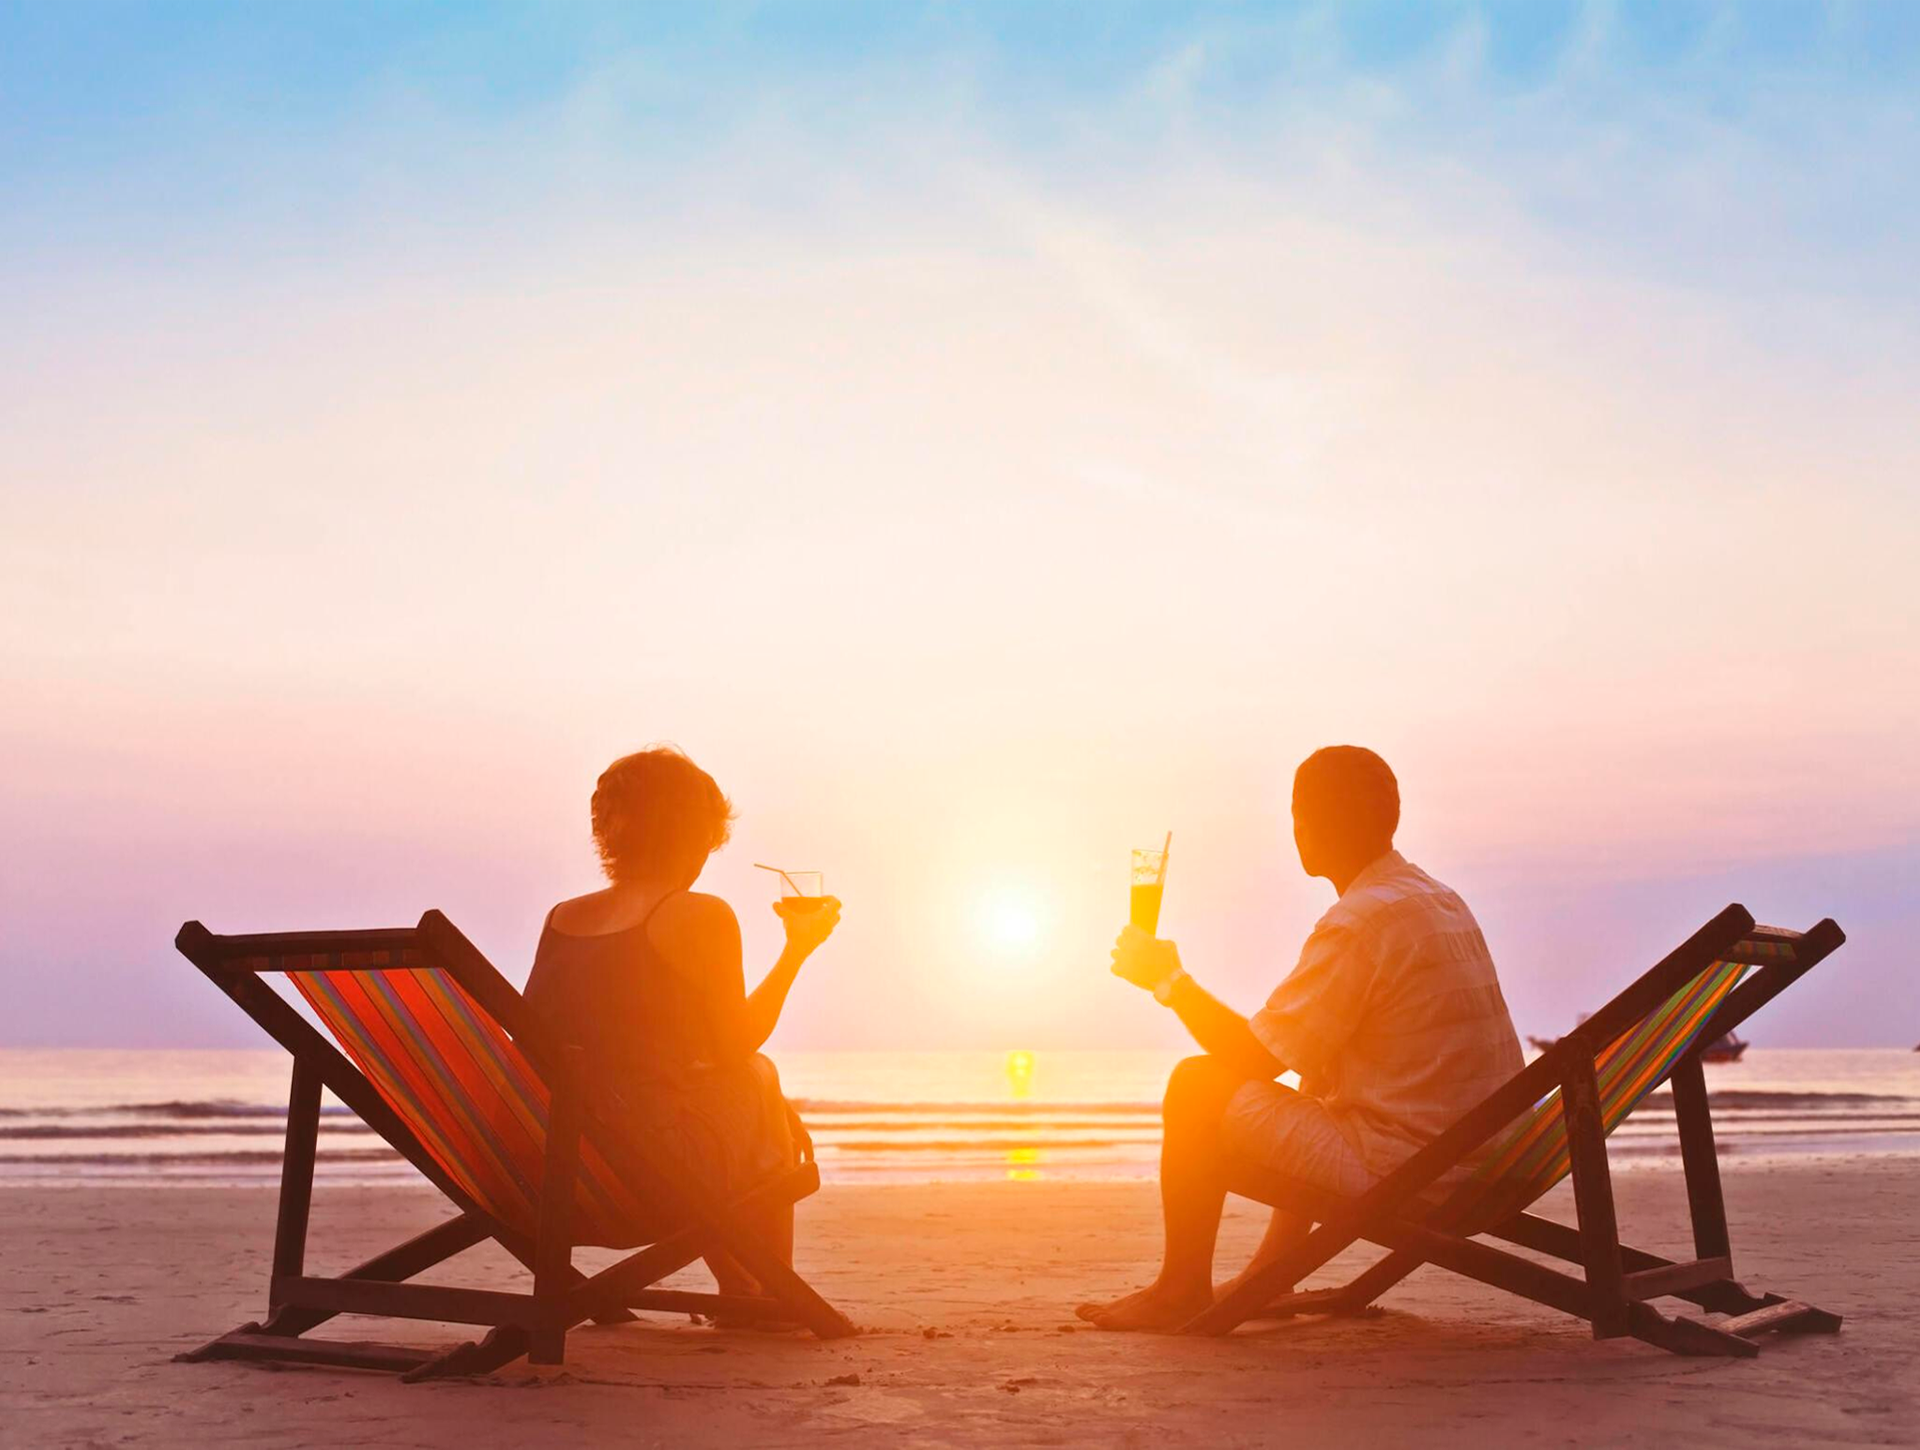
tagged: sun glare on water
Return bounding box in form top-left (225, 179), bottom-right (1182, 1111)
top-left (1005, 1050), bottom-right (1038, 1179)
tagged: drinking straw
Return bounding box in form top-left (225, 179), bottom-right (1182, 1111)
top-left (1160, 831), bottom-right (1172, 879)
top-left (754, 863), bottom-right (815, 896)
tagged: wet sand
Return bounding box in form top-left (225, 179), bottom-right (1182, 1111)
top-left (3, 1159), bottom-right (1916, 1447)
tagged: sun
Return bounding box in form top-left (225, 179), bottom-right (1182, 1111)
top-left (975, 891), bottom-right (1044, 956)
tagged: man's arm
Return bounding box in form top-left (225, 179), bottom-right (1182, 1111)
top-left (1166, 974), bottom-right (1283, 1079)
top-left (1110, 925), bottom-right (1283, 1081)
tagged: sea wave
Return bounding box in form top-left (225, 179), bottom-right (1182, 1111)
top-left (1639, 1089), bottom-right (1915, 1110)
top-left (0, 1147), bottom-right (403, 1167)
top-left (789, 1099), bottom-right (1163, 1115)
top-left (10, 1120), bottom-right (1920, 1173)
top-left (0, 1100), bottom-right (357, 1120)
top-left (5, 1088), bottom-right (1908, 1122)
top-left (0, 1123), bottom-right (376, 1141)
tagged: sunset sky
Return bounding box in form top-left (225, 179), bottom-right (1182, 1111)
top-left (4, 3), bottom-right (1917, 1052)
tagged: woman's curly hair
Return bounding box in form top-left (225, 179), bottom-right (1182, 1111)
top-left (590, 746), bottom-right (735, 883)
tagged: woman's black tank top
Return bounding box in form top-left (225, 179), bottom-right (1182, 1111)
top-left (523, 893), bottom-right (719, 1088)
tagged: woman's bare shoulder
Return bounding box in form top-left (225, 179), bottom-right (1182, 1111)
top-left (548, 887), bottom-right (696, 937)
top-left (646, 892), bottom-right (742, 981)
top-left (647, 890), bottom-right (740, 937)
top-left (546, 888), bottom-right (622, 934)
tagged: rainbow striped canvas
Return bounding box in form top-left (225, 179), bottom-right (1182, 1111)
top-left (1445, 935), bottom-right (1793, 1228)
top-left (233, 947), bottom-right (652, 1245)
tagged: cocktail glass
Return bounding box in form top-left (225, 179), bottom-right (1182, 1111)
top-left (756, 864), bottom-right (826, 916)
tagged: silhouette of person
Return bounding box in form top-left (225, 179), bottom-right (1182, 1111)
top-left (1080, 746), bottom-right (1522, 1330)
top-left (526, 745), bottom-right (841, 1306)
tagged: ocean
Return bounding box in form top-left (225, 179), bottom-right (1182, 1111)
top-left (3, 1047), bottom-right (1917, 1188)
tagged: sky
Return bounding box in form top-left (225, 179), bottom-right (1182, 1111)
top-left (3, 2), bottom-right (1917, 1053)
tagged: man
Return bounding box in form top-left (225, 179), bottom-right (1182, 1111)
top-left (1079, 745), bottom-right (1522, 1331)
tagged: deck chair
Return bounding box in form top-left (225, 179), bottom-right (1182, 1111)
top-left (1189, 904), bottom-right (1845, 1356)
top-left (173, 911), bottom-right (855, 1380)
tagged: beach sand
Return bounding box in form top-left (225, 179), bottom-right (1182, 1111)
top-left (4, 1160), bottom-right (1916, 1448)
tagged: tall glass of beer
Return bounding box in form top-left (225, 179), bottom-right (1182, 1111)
top-left (1130, 841), bottom-right (1170, 935)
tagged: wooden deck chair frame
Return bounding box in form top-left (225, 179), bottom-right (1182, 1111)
top-left (1187, 904), bottom-right (1846, 1356)
top-left (173, 911), bottom-right (856, 1381)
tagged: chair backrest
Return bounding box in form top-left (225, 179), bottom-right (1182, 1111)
top-left (230, 938), bottom-right (649, 1244)
top-left (1447, 930), bottom-right (1801, 1227)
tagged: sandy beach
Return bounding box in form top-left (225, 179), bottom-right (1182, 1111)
top-left (4, 1158), bottom-right (1915, 1448)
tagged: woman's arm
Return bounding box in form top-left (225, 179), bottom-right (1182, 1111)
top-left (650, 892), bottom-right (842, 1057)
top-left (741, 897), bottom-right (841, 1050)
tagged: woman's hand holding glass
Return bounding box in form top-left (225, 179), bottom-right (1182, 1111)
top-left (775, 895), bottom-right (842, 957)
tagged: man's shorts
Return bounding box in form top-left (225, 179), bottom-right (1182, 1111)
top-left (1221, 1080), bottom-right (1373, 1198)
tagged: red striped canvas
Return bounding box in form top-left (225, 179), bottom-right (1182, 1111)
top-left (1444, 935), bottom-right (1791, 1228)
top-left (236, 948), bottom-right (651, 1244)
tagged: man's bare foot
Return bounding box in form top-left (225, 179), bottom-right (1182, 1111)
top-left (1074, 1285), bottom-right (1150, 1323)
top-left (1074, 1282), bottom-right (1212, 1332)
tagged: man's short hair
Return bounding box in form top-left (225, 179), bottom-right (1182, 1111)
top-left (1292, 745), bottom-right (1400, 852)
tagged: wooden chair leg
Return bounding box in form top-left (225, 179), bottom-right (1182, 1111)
top-left (1493, 1210), bottom-right (1841, 1346)
top-left (177, 1329), bottom-right (441, 1373)
top-left (1253, 1246), bottom-right (1425, 1319)
top-left (401, 1326), bottom-right (533, 1383)
top-left (1245, 1287), bottom-right (1354, 1320)
top-left (1561, 1058), bottom-right (1630, 1339)
top-left (528, 1047), bottom-right (585, 1365)
top-left (179, 1067), bottom-right (495, 1366)
top-left (1670, 1057), bottom-right (1732, 1261)
top-left (487, 1227), bottom-right (636, 1327)
top-left (623, 1289), bottom-right (795, 1322)
top-left (1242, 1286), bottom-right (1347, 1321)
top-left (1720, 1300), bottom-right (1842, 1340)
top-left (693, 1233), bottom-right (855, 1340)
top-left (563, 1165), bottom-right (855, 1340)
top-left (254, 1214), bottom-right (494, 1339)
top-left (1333, 1247), bottom-right (1424, 1311)
top-left (1490, 1212), bottom-right (1767, 1316)
top-left (269, 1057), bottom-right (322, 1290)
top-left (1626, 1302), bottom-right (1760, 1358)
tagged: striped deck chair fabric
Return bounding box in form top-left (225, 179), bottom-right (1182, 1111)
top-left (230, 944), bottom-right (651, 1245)
top-left (1446, 933), bottom-right (1795, 1229)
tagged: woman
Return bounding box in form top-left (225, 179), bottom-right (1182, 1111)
top-left (525, 745), bottom-right (840, 1299)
